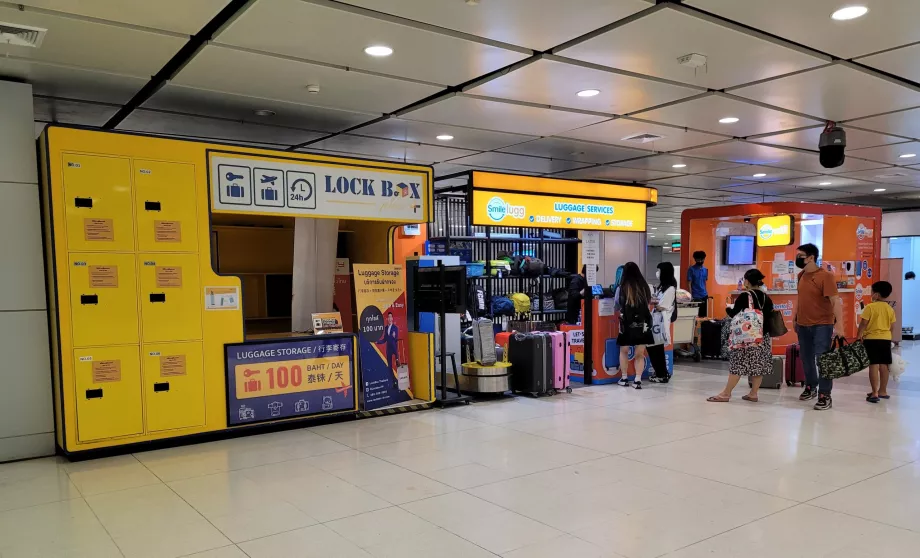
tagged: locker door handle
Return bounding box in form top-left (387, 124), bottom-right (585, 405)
top-left (153, 382), bottom-right (170, 392)
top-left (145, 201), bottom-right (161, 211)
top-left (80, 294), bottom-right (98, 305)
top-left (86, 389), bottom-right (103, 399)
top-left (74, 197), bottom-right (93, 208)
top-left (149, 293), bottom-right (166, 303)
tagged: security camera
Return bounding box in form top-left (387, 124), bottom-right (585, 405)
top-left (819, 122), bottom-right (846, 169)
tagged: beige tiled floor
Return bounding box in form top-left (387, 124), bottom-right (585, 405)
top-left (2, 343), bottom-right (920, 557)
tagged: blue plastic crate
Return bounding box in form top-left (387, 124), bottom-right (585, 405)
top-left (465, 262), bottom-right (485, 277)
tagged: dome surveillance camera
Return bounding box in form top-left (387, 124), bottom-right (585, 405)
top-left (819, 122), bottom-right (847, 169)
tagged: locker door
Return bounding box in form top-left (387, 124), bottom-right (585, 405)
top-left (134, 160), bottom-right (199, 253)
top-left (69, 253), bottom-right (139, 347)
top-left (73, 346), bottom-right (144, 442)
top-left (62, 154), bottom-right (135, 252)
top-left (143, 342), bottom-right (206, 432)
top-left (139, 254), bottom-right (202, 342)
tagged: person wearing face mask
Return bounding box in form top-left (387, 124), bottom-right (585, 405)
top-left (648, 262), bottom-right (677, 384)
top-left (794, 243), bottom-right (844, 411)
top-left (687, 251), bottom-right (709, 317)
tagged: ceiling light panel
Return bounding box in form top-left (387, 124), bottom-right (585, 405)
top-left (468, 58), bottom-right (701, 115)
top-left (446, 152), bottom-right (587, 174)
top-left (554, 166), bottom-right (683, 182)
top-left (730, 64), bottom-right (920, 122)
top-left (173, 45), bottom-right (443, 114)
top-left (611, 154), bottom-right (742, 174)
top-left (118, 110), bottom-right (326, 147)
top-left (848, 142), bottom-right (920, 165)
top-left (556, 8), bottom-right (825, 89)
top-left (677, 140), bottom-right (889, 174)
top-left (306, 134), bottom-right (478, 164)
top-left (561, 117), bottom-right (725, 152)
top-left (358, 118), bottom-right (535, 151)
top-left (848, 107), bottom-right (920, 139)
top-left (632, 94), bottom-right (821, 136)
top-left (9, 0), bottom-right (231, 34)
top-left (496, 137), bottom-right (653, 164)
top-left (335, 0), bottom-right (650, 51)
top-left (687, 0), bottom-right (920, 59)
top-left (213, 0), bottom-right (529, 85)
top-left (402, 95), bottom-right (607, 137)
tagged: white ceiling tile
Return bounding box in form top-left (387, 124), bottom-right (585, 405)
top-left (823, 182), bottom-right (920, 196)
top-left (144, 84), bottom-right (377, 133)
top-left (837, 167), bottom-right (920, 184)
top-left (848, 142), bottom-right (920, 165)
top-left (553, 165), bottom-right (681, 182)
top-left (613, 154), bottom-right (743, 174)
top-left (173, 45), bottom-right (443, 114)
top-left (0, 58), bottom-right (147, 103)
top-left (687, 0), bottom-right (920, 59)
top-left (16, 0), bottom-right (230, 34)
top-left (337, 0), bottom-right (650, 51)
top-left (0, 5), bottom-right (184, 76)
top-left (215, 0), bottom-right (528, 86)
top-left (768, 176), bottom-right (889, 189)
top-left (306, 135), bottom-right (476, 164)
top-left (560, 117), bottom-right (726, 152)
top-left (497, 137), bottom-right (652, 164)
top-left (650, 175), bottom-right (754, 190)
top-left (558, 8), bottom-right (825, 89)
top-left (470, 58), bottom-right (701, 114)
top-left (402, 95), bottom-right (607, 136)
top-left (117, 110), bottom-right (325, 147)
top-left (720, 183), bottom-right (821, 197)
top-left (357, 119), bottom-right (534, 151)
top-left (859, 44), bottom-right (920, 83)
top-left (446, 152), bottom-right (586, 174)
top-left (847, 107), bottom-right (920, 139)
top-left (646, 184), bottom-right (709, 198)
top-left (432, 163), bottom-right (476, 177)
top-left (701, 164), bottom-right (817, 182)
top-left (730, 64), bottom-right (920, 121)
top-left (33, 97), bottom-right (118, 127)
top-left (299, 147), bottom-right (432, 166)
top-left (633, 94), bottom-right (821, 136)
top-left (754, 125), bottom-right (908, 150)
top-left (677, 140), bottom-right (890, 174)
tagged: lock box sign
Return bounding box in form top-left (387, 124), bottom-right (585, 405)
top-left (217, 164), bottom-right (252, 205)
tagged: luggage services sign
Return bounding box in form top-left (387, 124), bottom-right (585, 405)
top-left (209, 151), bottom-right (428, 222)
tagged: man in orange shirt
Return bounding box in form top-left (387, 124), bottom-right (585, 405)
top-left (795, 243), bottom-right (844, 410)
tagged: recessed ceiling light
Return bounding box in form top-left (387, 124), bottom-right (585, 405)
top-left (831, 6), bottom-right (869, 21)
top-left (753, 173), bottom-right (767, 178)
top-left (819, 182), bottom-right (832, 186)
top-left (649, 235), bottom-right (656, 238)
top-left (665, 219), bottom-right (674, 223)
top-left (874, 188), bottom-right (887, 192)
top-left (436, 134), bottom-right (454, 141)
top-left (364, 45), bottom-right (393, 57)
top-left (650, 227), bottom-right (658, 230)
top-left (672, 163), bottom-right (687, 168)
top-left (577, 89), bottom-right (601, 97)
top-left (253, 109), bottom-right (275, 117)
top-left (899, 153), bottom-right (917, 159)
top-left (719, 117), bottom-right (740, 124)
top-left (667, 233), bottom-right (681, 236)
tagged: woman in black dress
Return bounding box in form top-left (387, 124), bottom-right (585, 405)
top-left (616, 262), bottom-right (654, 389)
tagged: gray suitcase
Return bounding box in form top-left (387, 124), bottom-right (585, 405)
top-left (751, 356), bottom-right (784, 389)
top-left (472, 318), bottom-right (497, 365)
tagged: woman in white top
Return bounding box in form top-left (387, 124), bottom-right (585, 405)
top-left (648, 262), bottom-right (676, 384)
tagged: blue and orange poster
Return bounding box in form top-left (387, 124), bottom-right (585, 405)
top-left (353, 264), bottom-right (412, 410)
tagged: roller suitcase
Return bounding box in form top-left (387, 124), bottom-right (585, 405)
top-left (751, 356), bottom-right (784, 389)
top-left (496, 332), bottom-right (513, 353)
top-left (546, 331), bottom-right (570, 393)
top-left (720, 317), bottom-right (731, 360)
top-left (472, 318), bottom-right (497, 365)
top-left (509, 332), bottom-right (553, 395)
top-left (785, 343), bottom-right (806, 387)
top-left (700, 320), bottom-right (723, 359)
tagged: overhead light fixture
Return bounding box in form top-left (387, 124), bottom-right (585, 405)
top-left (364, 45), bottom-right (393, 57)
top-left (577, 89), bottom-right (601, 97)
top-left (650, 227), bottom-right (658, 230)
top-left (753, 173), bottom-right (767, 178)
top-left (672, 163), bottom-right (687, 168)
top-left (306, 84), bottom-right (321, 94)
top-left (436, 134), bottom-right (454, 141)
top-left (667, 233), bottom-right (681, 236)
top-left (253, 109), bottom-right (275, 117)
top-left (831, 6), bottom-right (869, 21)
top-left (874, 188), bottom-right (887, 192)
top-left (819, 182), bottom-right (832, 186)
top-left (899, 153), bottom-right (917, 159)
top-left (665, 219), bottom-right (674, 223)
top-left (719, 117), bottom-right (740, 124)
top-left (649, 235), bottom-right (656, 238)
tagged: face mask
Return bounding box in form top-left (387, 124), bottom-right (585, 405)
top-left (795, 256), bottom-right (807, 269)
top-left (695, 260), bottom-right (703, 266)
top-left (656, 270), bottom-right (661, 280)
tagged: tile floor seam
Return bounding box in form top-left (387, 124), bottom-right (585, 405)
top-left (393, 497), bottom-right (513, 557)
top-left (158, 477), bottom-right (235, 551)
top-left (726, 425), bottom-right (918, 463)
top-left (78, 496), bottom-right (128, 558)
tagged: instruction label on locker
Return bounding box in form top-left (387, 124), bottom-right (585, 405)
top-left (84, 218), bottom-right (115, 241)
top-left (154, 220), bottom-right (182, 242)
top-left (92, 360), bottom-right (122, 383)
top-left (205, 286), bottom-right (239, 310)
top-left (89, 266), bottom-right (119, 288)
top-left (160, 355), bottom-right (187, 377)
top-left (155, 266), bottom-right (182, 288)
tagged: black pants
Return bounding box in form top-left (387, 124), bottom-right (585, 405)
top-left (693, 297), bottom-right (708, 317)
top-left (647, 344), bottom-right (669, 379)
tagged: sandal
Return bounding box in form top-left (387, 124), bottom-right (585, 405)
top-left (742, 395), bottom-right (758, 402)
top-left (707, 395), bottom-right (730, 402)
top-left (867, 393), bottom-right (891, 399)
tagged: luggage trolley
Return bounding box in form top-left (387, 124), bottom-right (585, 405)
top-left (673, 298), bottom-right (709, 362)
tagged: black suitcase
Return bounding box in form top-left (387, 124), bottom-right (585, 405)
top-left (700, 320), bottom-right (723, 359)
top-left (509, 333), bottom-right (552, 395)
top-left (751, 356), bottom-right (784, 389)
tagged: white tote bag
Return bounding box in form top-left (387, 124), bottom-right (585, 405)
top-left (652, 310), bottom-right (671, 346)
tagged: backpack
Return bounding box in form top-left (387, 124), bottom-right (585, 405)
top-left (510, 292), bottom-right (531, 314)
top-left (491, 296), bottom-right (515, 316)
top-left (468, 284), bottom-right (486, 319)
top-left (522, 257), bottom-right (545, 277)
top-left (619, 289), bottom-right (653, 345)
top-left (728, 291), bottom-right (765, 349)
top-left (552, 287), bottom-right (569, 309)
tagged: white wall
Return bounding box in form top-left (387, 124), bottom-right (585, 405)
top-left (598, 231), bottom-right (647, 285)
top-left (882, 211), bottom-right (920, 238)
top-left (0, 81), bottom-right (54, 462)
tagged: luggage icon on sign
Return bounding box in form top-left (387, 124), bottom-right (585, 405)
top-left (226, 184), bottom-right (245, 198)
top-left (255, 168), bottom-right (285, 207)
top-left (218, 164), bottom-right (252, 205)
top-left (261, 187), bottom-right (278, 201)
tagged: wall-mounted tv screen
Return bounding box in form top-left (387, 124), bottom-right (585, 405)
top-left (724, 235), bottom-right (756, 265)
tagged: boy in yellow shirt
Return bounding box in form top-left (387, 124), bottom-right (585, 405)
top-left (857, 281), bottom-right (897, 403)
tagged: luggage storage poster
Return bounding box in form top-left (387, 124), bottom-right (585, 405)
top-left (353, 264), bottom-right (412, 410)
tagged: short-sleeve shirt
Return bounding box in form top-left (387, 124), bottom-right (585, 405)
top-left (860, 301), bottom-right (896, 340)
top-left (796, 268), bottom-right (838, 326)
top-left (686, 265), bottom-right (709, 299)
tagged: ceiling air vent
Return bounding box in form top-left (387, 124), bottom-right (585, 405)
top-left (621, 133), bottom-right (665, 144)
top-left (0, 22), bottom-right (47, 48)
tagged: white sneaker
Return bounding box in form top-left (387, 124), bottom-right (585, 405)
top-left (618, 378), bottom-right (630, 387)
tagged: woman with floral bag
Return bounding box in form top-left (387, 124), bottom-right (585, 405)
top-left (707, 269), bottom-right (774, 403)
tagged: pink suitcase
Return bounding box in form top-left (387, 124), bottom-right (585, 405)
top-left (546, 331), bottom-right (570, 393)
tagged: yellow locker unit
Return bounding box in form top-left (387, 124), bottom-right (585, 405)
top-left (134, 160), bottom-right (199, 253)
top-left (68, 253), bottom-right (139, 347)
top-left (62, 153), bottom-right (135, 252)
top-left (138, 254), bottom-right (202, 342)
top-left (73, 346), bottom-right (144, 442)
top-left (143, 342), bottom-right (206, 432)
